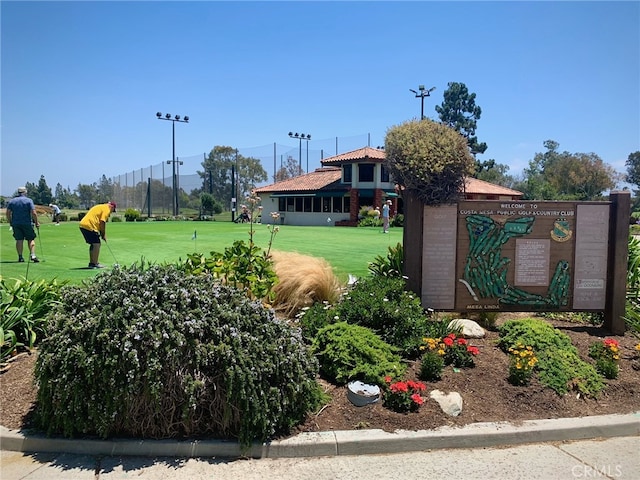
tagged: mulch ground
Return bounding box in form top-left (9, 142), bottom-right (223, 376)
top-left (2, 315), bottom-right (640, 439)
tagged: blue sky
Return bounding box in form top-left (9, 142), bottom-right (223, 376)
top-left (2, 1), bottom-right (639, 197)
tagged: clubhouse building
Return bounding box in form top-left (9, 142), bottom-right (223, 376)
top-left (254, 146), bottom-right (523, 226)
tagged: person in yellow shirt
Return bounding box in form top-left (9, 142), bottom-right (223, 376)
top-left (79, 202), bottom-right (116, 268)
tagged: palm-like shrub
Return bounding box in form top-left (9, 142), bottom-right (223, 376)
top-left (35, 263), bottom-right (320, 450)
top-left (0, 277), bottom-right (65, 362)
top-left (625, 235), bottom-right (640, 338)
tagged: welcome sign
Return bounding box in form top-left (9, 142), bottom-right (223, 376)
top-left (421, 200), bottom-right (614, 312)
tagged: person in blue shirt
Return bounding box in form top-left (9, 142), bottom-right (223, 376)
top-left (6, 186), bottom-right (40, 263)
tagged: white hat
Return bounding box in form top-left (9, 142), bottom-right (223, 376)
top-left (17, 186), bottom-right (27, 193)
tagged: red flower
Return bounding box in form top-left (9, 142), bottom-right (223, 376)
top-left (604, 338), bottom-right (619, 348)
top-left (457, 338), bottom-right (467, 346)
top-left (407, 380), bottom-right (426, 391)
top-left (447, 333), bottom-right (457, 340)
top-left (443, 336), bottom-right (454, 347)
top-left (467, 346), bottom-right (480, 356)
top-left (390, 381), bottom-right (408, 393)
top-left (410, 393), bottom-right (424, 405)
top-left (384, 376), bottom-right (392, 384)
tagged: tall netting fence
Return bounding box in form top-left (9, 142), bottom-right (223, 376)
top-left (106, 133), bottom-right (372, 215)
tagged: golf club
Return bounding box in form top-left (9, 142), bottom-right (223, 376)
top-left (104, 240), bottom-right (119, 267)
top-left (25, 254), bottom-right (31, 281)
top-left (36, 226), bottom-right (45, 262)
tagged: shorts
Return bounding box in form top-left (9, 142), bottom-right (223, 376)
top-left (80, 227), bottom-right (101, 244)
top-left (12, 224), bottom-right (36, 241)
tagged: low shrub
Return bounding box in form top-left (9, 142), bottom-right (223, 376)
top-left (391, 213), bottom-right (404, 227)
top-left (419, 349), bottom-right (445, 381)
top-left (312, 322), bottom-right (406, 385)
top-left (77, 212), bottom-right (86, 221)
top-left (124, 208), bottom-right (141, 222)
top-left (110, 215), bottom-right (123, 222)
top-left (497, 318), bottom-right (604, 396)
top-left (336, 276), bottom-right (430, 358)
top-left (296, 301), bottom-right (339, 342)
top-left (35, 263), bottom-right (321, 450)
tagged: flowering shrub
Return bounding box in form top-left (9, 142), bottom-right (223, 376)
top-left (442, 333), bottom-right (479, 368)
top-left (589, 338), bottom-right (620, 379)
top-left (507, 344), bottom-right (538, 386)
top-left (633, 343), bottom-right (640, 371)
top-left (418, 337), bottom-right (446, 381)
top-left (35, 263), bottom-right (321, 451)
top-left (383, 377), bottom-right (426, 413)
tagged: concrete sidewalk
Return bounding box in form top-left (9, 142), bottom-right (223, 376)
top-left (2, 412), bottom-right (639, 459)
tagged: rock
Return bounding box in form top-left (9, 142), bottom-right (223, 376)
top-left (448, 318), bottom-right (486, 338)
top-left (430, 389), bottom-right (463, 417)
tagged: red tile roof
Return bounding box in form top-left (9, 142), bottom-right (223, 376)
top-left (321, 146), bottom-right (386, 165)
top-left (254, 167), bottom-right (342, 193)
top-left (464, 177), bottom-right (522, 196)
top-left (254, 147), bottom-right (523, 198)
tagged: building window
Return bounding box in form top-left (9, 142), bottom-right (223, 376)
top-left (358, 164), bottom-right (374, 182)
top-left (278, 198), bottom-right (286, 211)
top-left (303, 197), bottom-right (312, 212)
top-left (381, 165), bottom-right (390, 182)
top-left (343, 165), bottom-right (352, 183)
top-left (313, 197), bottom-right (322, 212)
top-left (343, 196), bottom-right (350, 213)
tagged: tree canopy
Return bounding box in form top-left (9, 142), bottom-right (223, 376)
top-left (513, 140), bottom-right (620, 201)
top-left (626, 151), bottom-right (640, 190)
top-left (384, 119), bottom-right (475, 205)
top-left (275, 156), bottom-right (304, 182)
top-left (198, 146), bottom-right (268, 205)
top-left (435, 82), bottom-right (487, 157)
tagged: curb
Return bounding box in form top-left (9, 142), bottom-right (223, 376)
top-left (2, 412), bottom-right (639, 458)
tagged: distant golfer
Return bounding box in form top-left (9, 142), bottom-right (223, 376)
top-left (79, 201), bottom-right (116, 269)
top-left (382, 199), bottom-right (392, 233)
top-left (6, 186), bottom-right (40, 262)
top-left (49, 203), bottom-right (62, 225)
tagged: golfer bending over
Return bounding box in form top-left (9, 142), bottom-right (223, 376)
top-left (79, 201), bottom-right (116, 269)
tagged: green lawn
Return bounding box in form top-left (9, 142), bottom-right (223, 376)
top-left (0, 219), bottom-right (403, 284)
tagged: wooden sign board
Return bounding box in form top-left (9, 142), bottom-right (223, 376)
top-left (421, 200), bottom-right (612, 312)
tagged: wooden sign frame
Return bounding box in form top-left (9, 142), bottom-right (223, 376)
top-left (403, 191), bottom-right (631, 334)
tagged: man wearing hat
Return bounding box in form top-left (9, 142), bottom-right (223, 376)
top-left (79, 201), bottom-right (117, 269)
top-left (6, 186), bottom-right (40, 263)
top-left (382, 199), bottom-right (392, 233)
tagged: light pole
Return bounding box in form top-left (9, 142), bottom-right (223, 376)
top-left (156, 112), bottom-right (189, 216)
top-left (288, 132), bottom-right (311, 173)
top-left (409, 85), bottom-right (436, 120)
